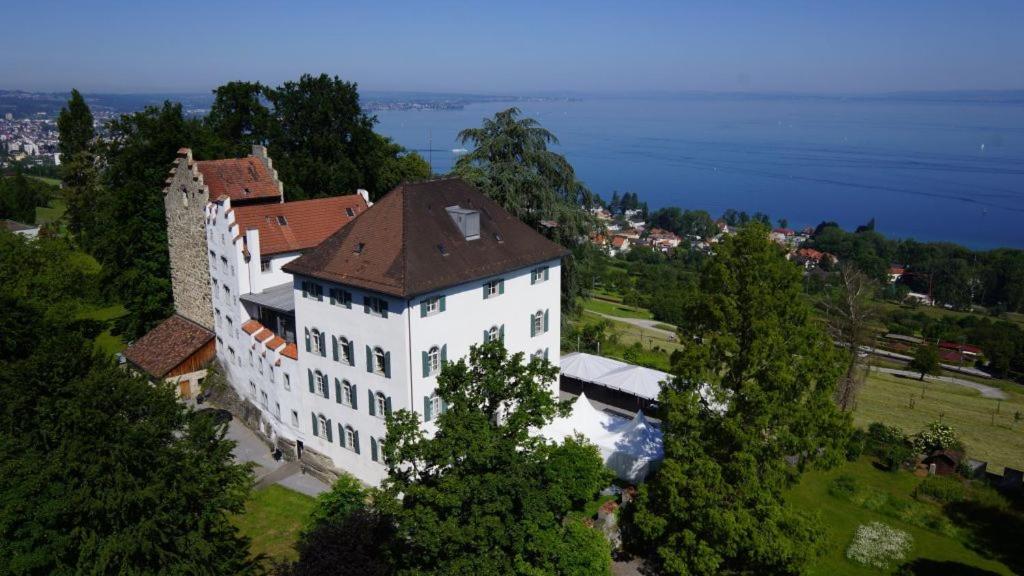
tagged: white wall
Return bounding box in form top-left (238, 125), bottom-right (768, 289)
top-left (292, 258), bottom-right (562, 486)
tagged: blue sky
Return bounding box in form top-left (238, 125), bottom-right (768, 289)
top-left (4, 0), bottom-right (1023, 94)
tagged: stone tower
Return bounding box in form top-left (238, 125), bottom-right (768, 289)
top-left (164, 148), bottom-right (214, 330)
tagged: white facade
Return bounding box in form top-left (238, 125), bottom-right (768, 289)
top-left (292, 259), bottom-right (562, 484)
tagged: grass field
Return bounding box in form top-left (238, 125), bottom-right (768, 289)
top-left (234, 485), bottom-right (316, 562)
top-left (35, 198), bottom-right (66, 226)
top-left (788, 458), bottom-right (1015, 576)
top-left (77, 303), bottom-right (129, 356)
top-left (583, 296), bottom-right (654, 320)
top-left (854, 370), bottom-right (1024, 474)
top-left (27, 175), bottom-right (62, 187)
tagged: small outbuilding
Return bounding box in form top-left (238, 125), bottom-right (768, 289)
top-left (922, 449), bottom-right (964, 476)
top-left (123, 314), bottom-right (216, 399)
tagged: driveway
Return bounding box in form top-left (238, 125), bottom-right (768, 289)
top-left (225, 418), bottom-right (329, 497)
top-left (591, 312), bottom-right (677, 340)
top-left (871, 366), bottom-right (1008, 400)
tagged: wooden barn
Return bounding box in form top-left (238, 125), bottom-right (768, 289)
top-left (123, 314), bottom-right (216, 399)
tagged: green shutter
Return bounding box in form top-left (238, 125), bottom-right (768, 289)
top-left (319, 332), bottom-right (326, 357)
top-left (316, 285), bottom-right (323, 302)
top-left (338, 423), bottom-right (344, 446)
top-left (365, 346), bottom-right (372, 373)
top-left (332, 335), bottom-right (339, 361)
top-left (544, 309), bottom-right (549, 332)
top-left (308, 369), bottom-right (314, 393)
top-left (439, 295), bottom-right (446, 312)
top-left (329, 289), bottom-right (336, 305)
top-left (353, 431), bottom-right (360, 454)
top-left (420, 301), bottom-right (427, 317)
top-left (483, 329), bottom-right (489, 343)
top-left (530, 314), bottom-right (536, 337)
top-left (441, 344), bottom-right (447, 364)
top-left (302, 281), bottom-right (308, 299)
top-left (367, 389), bottom-right (375, 416)
top-left (304, 328), bottom-right (311, 352)
top-left (323, 374), bottom-right (330, 399)
top-left (380, 300), bottom-right (388, 318)
top-left (422, 351), bottom-right (429, 377)
top-left (424, 396), bottom-right (432, 421)
top-left (363, 296), bottom-right (370, 314)
top-left (335, 378), bottom-right (342, 403)
top-left (384, 396), bottom-right (392, 416)
top-left (371, 437), bottom-right (378, 461)
top-left (499, 325), bottom-right (505, 342)
top-left (545, 348), bottom-right (550, 360)
top-left (482, 283), bottom-right (489, 299)
top-left (311, 413), bottom-right (318, 436)
top-left (544, 266), bottom-right (549, 281)
top-left (498, 279), bottom-right (504, 294)
top-left (384, 352), bottom-right (391, 378)
top-left (325, 419), bottom-right (333, 442)
top-left (531, 269), bottom-right (537, 285)
top-left (351, 384), bottom-right (358, 409)
top-left (347, 341), bottom-right (355, 366)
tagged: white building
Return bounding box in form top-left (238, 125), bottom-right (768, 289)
top-left (282, 178), bottom-right (566, 484)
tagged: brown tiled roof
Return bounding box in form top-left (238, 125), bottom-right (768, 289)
top-left (196, 157), bottom-right (281, 202)
top-left (241, 319), bottom-right (262, 335)
top-left (233, 195), bottom-right (368, 256)
top-left (283, 178), bottom-right (569, 298)
top-left (123, 314), bottom-right (214, 378)
top-left (281, 343), bottom-right (298, 360)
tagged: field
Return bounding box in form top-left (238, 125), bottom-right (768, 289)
top-left (234, 485), bottom-right (316, 562)
top-left (583, 296), bottom-right (654, 320)
top-left (854, 370), bottom-right (1024, 474)
top-left (76, 303), bottom-right (128, 356)
top-left (788, 458), bottom-right (1016, 575)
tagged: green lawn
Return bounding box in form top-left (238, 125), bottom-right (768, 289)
top-left (789, 458), bottom-right (1015, 575)
top-left (35, 198), bottom-right (66, 226)
top-left (27, 175), bottom-right (62, 187)
top-left (854, 370), bottom-right (1024, 474)
top-left (77, 303), bottom-right (128, 356)
top-left (234, 485), bottom-right (316, 562)
top-left (583, 297), bottom-right (654, 320)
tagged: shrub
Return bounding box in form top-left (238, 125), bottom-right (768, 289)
top-left (846, 522), bottom-right (914, 569)
top-left (914, 476), bottom-right (966, 504)
top-left (867, 422), bottom-right (913, 472)
top-left (829, 474), bottom-right (860, 499)
top-left (845, 428), bottom-right (866, 461)
top-left (912, 421), bottom-right (964, 455)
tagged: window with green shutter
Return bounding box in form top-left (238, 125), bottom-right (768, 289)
top-left (371, 437), bottom-right (378, 461)
top-left (367, 389), bottom-right (376, 416)
top-left (311, 412), bottom-right (318, 436)
top-left (308, 369), bottom-right (314, 393)
top-left (423, 396), bottom-right (433, 421)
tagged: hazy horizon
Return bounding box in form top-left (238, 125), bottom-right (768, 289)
top-left (4, 1), bottom-right (1023, 94)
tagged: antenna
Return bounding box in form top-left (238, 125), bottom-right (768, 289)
top-left (428, 129), bottom-right (433, 175)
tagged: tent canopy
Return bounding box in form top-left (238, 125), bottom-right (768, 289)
top-left (560, 352), bottom-right (670, 400)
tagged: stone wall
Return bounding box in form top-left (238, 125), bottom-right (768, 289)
top-left (164, 149), bottom-right (214, 330)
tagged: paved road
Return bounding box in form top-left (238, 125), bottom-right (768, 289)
top-left (225, 419), bottom-right (329, 497)
top-left (870, 366), bottom-right (1008, 400)
top-left (591, 312), bottom-right (677, 340)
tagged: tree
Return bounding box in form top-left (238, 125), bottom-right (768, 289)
top-left (910, 344), bottom-right (941, 381)
top-left (822, 263), bottom-right (877, 411)
top-left (778, 217), bottom-right (789, 229)
top-left (264, 74), bottom-right (379, 200)
top-left (681, 209), bottom-right (717, 239)
top-left (453, 107), bottom-right (595, 248)
top-left (0, 171), bottom-right (48, 224)
top-left (57, 88), bottom-right (95, 159)
top-left (627, 224), bottom-right (850, 576)
top-left (289, 508), bottom-right (395, 576)
top-left (0, 235), bottom-right (256, 574)
top-left (377, 341), bottom-right (613, 575)
top-left (206, 81), bottom-right (273, 157)
top-left (305, 473), bottom-right (366, 531)
top-left (866, 422), bottom-right (912, 472)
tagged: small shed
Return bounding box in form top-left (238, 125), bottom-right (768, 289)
top-left (123, 314), bottom-right (216, 399)
top-left (922, 449), bottom-right (963, 477)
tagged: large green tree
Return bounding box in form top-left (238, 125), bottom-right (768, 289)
top-left (627, 224), bottom-right (850, 575)
top-left (377, 341), bottom-right (612, 576)
top-left (0, 231), bottom-right (256, 575)
top-left (56, 88), bottom-right (95, 159)
top-left (206, 81), bottom-right (273, 158)
top-left (57, 89), bottom-right (100, 241)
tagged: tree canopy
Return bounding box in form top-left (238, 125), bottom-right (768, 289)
top-left (627, 224), bottom-right (851, 575)
top-left (376, 341), bottom-right (613, 576)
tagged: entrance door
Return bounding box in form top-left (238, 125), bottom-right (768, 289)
top-left (296, 441), bottom-right (304, 459)
top-left (179, 380), bottom-right (192, 399)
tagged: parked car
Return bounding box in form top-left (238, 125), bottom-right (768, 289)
top-left (195, 408), bottom-right (232, 425)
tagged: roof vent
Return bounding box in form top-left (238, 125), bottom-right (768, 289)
top-left (243, 187), bottom-right (252, 196)
top-left (494, 232), bottom-right (503, 243)
top-left (354, 242), bottom-right (365, 255)
top-left (437, 243), bottom-right (448, 256)
top-left (446, 205), bottom-right (480, 240)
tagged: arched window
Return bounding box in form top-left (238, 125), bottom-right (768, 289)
top-left (488, 325), bottom-right (499, 342)
top-left (532, 311), bottom-right (544, 336)
top-left (315, 370), bottom-right (328, 397)
top-left (340, 337), bottom-right (352, 364)
top-left (375, 392), bottom-right (387, 417)
top-left (428, 346), bottom-right (440, 375)
top-left (374, 347), bottom-right (386, 375)
top-left (345, 425), bottom-right (356, 450)
top-left (311, 329), bottom-right (322, 354)
top-left (342, 380), bottom-right (352, 405)
top-left (317, 415), bottom-right (328, 440)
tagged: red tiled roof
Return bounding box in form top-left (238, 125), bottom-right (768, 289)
top-left (241, 320), bottom-right (263, 335)
top-left (611, 236), bottom-right (627, 247)
top-left (123, 314), bottom-right (214, 378)
top-left (797, 248), bottom-right (824, 261)
top-left (195, 157), bottom-right (281, 202)
top-left (283, 178), bottom-right (568, 298)
top-left (281, 343), bottom-right (298, 360)
top-left (234, 195), bottom-right (368, 256)
top-left (939, 342), bottom-right (983, 354)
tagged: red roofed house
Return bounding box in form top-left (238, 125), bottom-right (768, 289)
top-left (123, 314), bottom-right (215, 399)
top-left (888, 265), bottom-right (905, 283)
top-left (611, 235), bottom-right (631, 254)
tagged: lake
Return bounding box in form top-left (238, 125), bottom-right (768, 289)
top-left (374, 96), bottom-right (1024, 250)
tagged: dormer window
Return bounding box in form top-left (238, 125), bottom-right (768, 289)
top-left (276, 215), bottom-right (287, 225)
top-left (446, 205), bottom-right (480, 240)
top-left (354, 242), bottom-right (365, 254)
top-left (346, 207), bottom-right (355, 217)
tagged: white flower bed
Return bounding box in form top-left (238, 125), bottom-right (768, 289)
top-left (845, 521), bottom-right (913, 569)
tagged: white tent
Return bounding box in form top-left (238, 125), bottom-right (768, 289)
top-left (539, 393), bottom-right (663, 483)
top-left (559, 352), bottom-right (670, 400)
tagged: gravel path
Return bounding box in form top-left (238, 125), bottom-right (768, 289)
top-left (871, 366), bottom-right (1009, 400)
